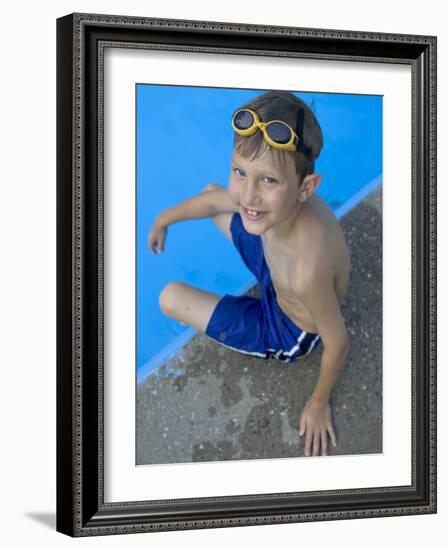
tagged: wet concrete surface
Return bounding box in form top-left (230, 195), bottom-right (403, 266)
top-left (137, 187), bottom-right (383, 464)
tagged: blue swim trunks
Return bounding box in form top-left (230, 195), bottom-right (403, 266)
top-left (205, 213), bottom-right (321, 363)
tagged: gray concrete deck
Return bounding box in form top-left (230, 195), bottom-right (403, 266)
top-left (137, 187), bottom-right (382, 464)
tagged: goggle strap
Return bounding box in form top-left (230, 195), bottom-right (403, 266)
top-left (296, 108), bottom-right (305, 136)
top-left (295, 108), bottom-right (313, 159)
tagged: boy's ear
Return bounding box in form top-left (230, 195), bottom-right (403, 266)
top-left (297, 173), bottom-right (321, 202)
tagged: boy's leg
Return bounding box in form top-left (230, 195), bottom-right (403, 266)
top-left (159, 281), bottom-right (222, 332)
top-left (201, 183), bottom-right (233, 242)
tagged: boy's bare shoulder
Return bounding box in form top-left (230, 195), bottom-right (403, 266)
top-left (290, 199), bottom-right (349, 297)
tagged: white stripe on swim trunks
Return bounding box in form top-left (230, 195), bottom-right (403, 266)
top-left (281, 330), bottom-right (309, 358)
top-left (267, 349), bottom-right (292, 363)
top-left (305, 334), bottom-right (320, 355)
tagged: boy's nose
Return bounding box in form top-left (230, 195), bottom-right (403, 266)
top-left (243, 179), bottom-right (261, 207)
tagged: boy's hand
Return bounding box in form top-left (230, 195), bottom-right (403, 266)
top-left (147, 221), bottom-right (168, 255)
top-left (299, 399), bottom-right (337, 457)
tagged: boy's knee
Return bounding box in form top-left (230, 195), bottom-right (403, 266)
top-left (159, 281), bottom-right (185, 316)
top-left (201, 182), bottom-right (224, 193)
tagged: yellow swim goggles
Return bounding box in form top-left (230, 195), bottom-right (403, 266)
top-left (232, 107), bottom-right (312, 156)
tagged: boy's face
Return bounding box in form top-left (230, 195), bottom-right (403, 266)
top-left (229, 148), bottom-right (304, 236)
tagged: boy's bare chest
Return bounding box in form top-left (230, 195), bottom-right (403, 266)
top-left (260, 217), bottom-right (348, 292)
top-left (261, 238), bottom-right (319, 331)
top-left (261, 240), bottom-right (297, 294)
top-left (261, 229), bottom-right (350, 311)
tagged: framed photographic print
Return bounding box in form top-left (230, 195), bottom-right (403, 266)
top-left (56, 13), bottom-right (437, 536)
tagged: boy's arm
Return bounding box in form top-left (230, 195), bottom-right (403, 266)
top-left (158, 186), bottom-right (237, 226)
top-left (148, 186), bottom-right (237, 253)
top-left (292, 270), bottom-right (349, 456)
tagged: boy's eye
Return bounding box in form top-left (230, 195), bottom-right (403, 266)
top-left (263, 176), bottom-right (278, 185)
top-left (233, 167), bottom-right (246, 177)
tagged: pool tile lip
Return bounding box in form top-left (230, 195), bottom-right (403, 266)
top-left (334, 175), bottom-right (382, 220)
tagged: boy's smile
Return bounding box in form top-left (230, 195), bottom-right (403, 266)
top-left (241, 207), bottom-right (266, 221)
top-left (229, 149), bottom-right (306, 239)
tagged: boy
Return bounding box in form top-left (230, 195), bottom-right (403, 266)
top-left (147, 91), bottom-right (350, 457)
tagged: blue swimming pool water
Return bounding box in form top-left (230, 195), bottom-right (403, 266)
top-left (136, 86), bottom-right (382, 383)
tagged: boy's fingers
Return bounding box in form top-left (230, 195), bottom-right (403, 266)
top-left (157, 234), bottom-right (166, 252)
top-left (312, 430), bottom-right (320, 456)
top-left (328, 424), bottom-right (337, 447)
top-left (148, 236), bottom-right (163, 254)
top-left (305, 429), bottom-right (313, 457)
top-left (321, 431), bottom-right (328, 456)
top-left (299, 416), bottom-right (305, 436)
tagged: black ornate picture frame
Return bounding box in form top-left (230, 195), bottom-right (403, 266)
top-left (56, 13), bottom-right (437, 537)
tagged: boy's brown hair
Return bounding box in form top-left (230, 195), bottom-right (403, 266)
top-left (233, 90), bottom-right (324, 184)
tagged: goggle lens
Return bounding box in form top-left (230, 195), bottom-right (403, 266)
top-left (266, 122), bottom-right (291, 144)
top-left (233, 110), bottom-right (255, 130)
